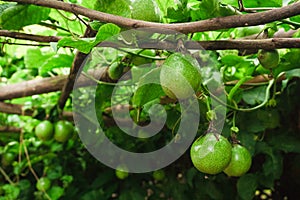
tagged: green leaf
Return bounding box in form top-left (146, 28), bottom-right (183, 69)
top-left (58, 23), bottom-right (120, 53)
top-left (48, 186), bottom-right (64, 200)
top-left (132, 68), bottom-right (164, 107)
top-left (268, 134), bottom-right (300, 153)
top-left (39, 54), bottom-right (74, 76)
top-left (221, 55), bottom-right (245, 66)
top-left (237, 174), bottom-right (258, 200)
top-left (24, 48), bottom-right (54, 69)
top-left (243, 0), bottom-right (282, 7)
top-left (0, 4), bottom-right (50, 30)
top-left (285, 68), bottom-right (300, 79)
top-left (242, 85), bottom-right (267, 105)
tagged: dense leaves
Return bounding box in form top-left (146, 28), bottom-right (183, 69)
top-left (0, 0), bottom-right (299, 199)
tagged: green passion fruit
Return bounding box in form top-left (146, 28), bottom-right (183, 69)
top-left (54, 120), bottom-right (74, 143)
top-left (36, 177), bottom-right (51, 191)
top-left (115, 165), bottom-right (129, 180)
top-left (108, 62), bottom-right (124, 80)
top-left (160, 53), bottom-right (202, 99)
top-left (257, 49), bottom-right (280, 69)
top-left (190, 133), bottom-right (232, 175)
top-left (131, 0), bottom-right (162, 22)
top-left (35, 120), bottom-right (54, 141)
top-left (223, 144), bottom-right (252, 177)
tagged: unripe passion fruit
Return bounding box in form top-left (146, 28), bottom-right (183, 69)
top-left (36, 177), bottom-right (51, 191)
top-left (108, 62), bottom-right (124, 80)
top-left (54, 120), bottom-right (74, 143)
top-left (258, 49), bottom-right (280, 69)
top-left (160, 53), bottom-right (202, 99)
top-left (190, 133), bottom-right (232, 175)
top-left (223, 144), bottom-right (252, 177)
top-left (35, 120), bottom-right (54, 141)
top-left (131, 0), bottom-right (162, 22)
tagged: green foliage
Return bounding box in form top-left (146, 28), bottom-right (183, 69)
top-left (0, 0), bottom-right (300, 199)
top-left (0, 4), bottom-right (50, 30)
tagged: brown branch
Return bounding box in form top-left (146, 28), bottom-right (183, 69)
top-left (0, 68), bottom-right (108, 100)
top-left (0, 101), bottom-right (33, 115)
top-left (0, 126), bottom-right (21, 133)
top-left (58, 27), bottom-right (97, 110)
top-left (0, 30), bottom-right (61, 42)
top-left (3, 0), bottom-right (300, 33)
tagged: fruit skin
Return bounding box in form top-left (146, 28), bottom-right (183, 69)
top-left (108, 62), bottom-right (124, 80)
top-left (257, 49), bottom-right (280, 69)
top-left (190, 133), bottom-right (232, 175)
top-left (115, 166), bottom-right (129, 180)
top-left (1, 152), bottom-right (15, 166)
top-left (35, 120), bottom-right (54, 141)
top-left (152, 169), bottom-right (165, 181)
top-left (160, 53), bottom-right (202, 99)
top-left (131, 0), bottom-right (162, 22)
top-left (223, 144), bottom-right (252, 177)
top-left (36, 177), bottom-right (51, 191)
top-left (54, 120), bottom-right (74, 143)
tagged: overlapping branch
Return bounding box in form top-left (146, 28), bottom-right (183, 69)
top-left (3, 0), bottom-right (300, 33)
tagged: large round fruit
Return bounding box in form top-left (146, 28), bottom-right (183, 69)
top-left (131, 0), bottom-right (162, 22)
top-left (36, 177), bottom-right (51, 191)
top-left (54, 120), bottom-right (74, 143)
top-left (35, 120), bottom-right (54, 141)
top-left (152, 169), bottom-right (166, 181)
top-left (160, 53), bottom-right (202, 99)
top-left (190, 133), bottom-right (232, 175)
top-left (223, 144), bottom-right (252, 177)
top-left (257, 49), bottom-right (280, 69)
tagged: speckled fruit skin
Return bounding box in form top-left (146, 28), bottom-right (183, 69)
top-left (160, 53), bottom-right (202, 99)
top-left (190, 133), bottom-right (232, 175)
top-left (223, 144), bottom-right (252, 177)
top-left (131, 0), bottom-right (162, 22)
top-left (35, 120), bottom-right (54, 141)
top-left (258, 49), bottom-right (280, 69)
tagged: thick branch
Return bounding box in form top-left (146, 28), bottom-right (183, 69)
top-left (3, 0), bottom-right (300, 33)
top-left (0, 101), bottom-right (33, 115)
top-left (58, 27), bottom-right (97, 109)
top-left (0, 30), bottom-right (61, 42)
top-left (0, 68), bottom-right (108, 100)
top-left (0, 126), bottom-right (21, 133)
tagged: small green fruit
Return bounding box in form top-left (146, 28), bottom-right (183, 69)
top-left (36, 177), bottom-right (51, 191)
top-left (115, 166), bottom-right (129, 180)
top-left (258, 49), bottom-right (280, 69)
top-left (160, 53), bottom-right (202, 99)
top-left (223, 144), bottom-right (252, 177)
top-left (35, 120), bottom-right (54, 141)
top-left (152, 169), bottom-right (165, 181)
top-left (108, 62), bottom-right (124, 80)
top-left (1, 152), bottom-right (15, 166)
top-left (54, 120), bottom-right (74, 143)
top-left (190, 133), bottom-right (232, 175)
top-left (131, 0), bottom-right (162, 22)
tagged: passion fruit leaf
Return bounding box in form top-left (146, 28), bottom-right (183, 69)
top-left (58, 23), bottom-right (120, 53)
top-left (132, 68), bottom-right (164, 107)
top-left (242, 85), bottom-right (267, 105)
top-left (237, 173), bottom-right (258, 200)
top-left (0, 4), bottom-right (50, 30)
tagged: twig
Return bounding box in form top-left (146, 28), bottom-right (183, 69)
top-left (0, 30), bottom-right (61, 42)
top-left (2, 0), bottom-right (300, 33)
top-left (0, 167), bottom-right (15, 185)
